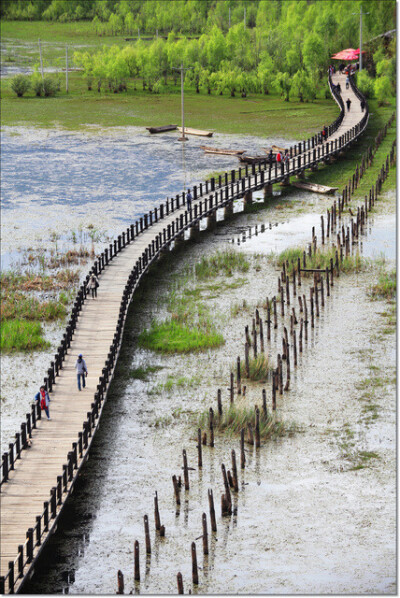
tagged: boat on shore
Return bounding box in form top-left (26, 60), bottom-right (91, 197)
top-left (146, 124), bottom-right (178, 134)
top-left (292, 181), bottom-right (338, 194)
top-left (178, 127), bottom-right (213, 137)
top-left (201, 146), bottom-right (245, 156)
top-left (239, 154), bottom-right (268, 164)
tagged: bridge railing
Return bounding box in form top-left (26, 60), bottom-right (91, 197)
top-left (1, 71), bottom-right (374, 594)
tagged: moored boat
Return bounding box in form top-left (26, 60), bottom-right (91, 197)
top-left (178, 127), bottom-right (214, 137)
top-left (292, 181), bottom-right (338, 194)
top-left (146, 124), bottom-right (178, 134)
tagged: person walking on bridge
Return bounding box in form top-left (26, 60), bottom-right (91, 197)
top-left (35, 386), bottom-right (51, 420)
top-left (88, 271), bottom-right (99, 299)
top-left (75, 353), bottom-right (88, 391)
top-left (186, 188), bottom-right (192, 212)
top-left (346, 98), bottom-right (352, 112)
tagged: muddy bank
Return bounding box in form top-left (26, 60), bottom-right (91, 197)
top-left (22, 190), bottom-right (396, 594)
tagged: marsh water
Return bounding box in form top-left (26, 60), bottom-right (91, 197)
top-left (1, 126), bottom-right (396, 594)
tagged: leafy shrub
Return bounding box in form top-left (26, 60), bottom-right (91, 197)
top-left (355, 70), bottom-right (374, 99)
top-left (31, 74), bottom-right (58, 97)
top-left (10, 74), bottom-right (31, 97)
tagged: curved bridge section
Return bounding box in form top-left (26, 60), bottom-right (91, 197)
top-left (0, 72), bottom-right (368, 593)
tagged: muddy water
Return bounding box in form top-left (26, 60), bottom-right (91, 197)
top-left (0, 127), bottom-right (294, 452)
top-left (21, 192), bottom-right (396, 594)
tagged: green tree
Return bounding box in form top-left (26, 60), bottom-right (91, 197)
top-left (274, 71), bottom-right (291, 102)
top-left (374, 76), bottom-right (392, 106)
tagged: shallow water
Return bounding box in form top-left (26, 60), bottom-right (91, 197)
top-left (22, 201), bottom-right (396, 595)
top-left (1, 126), bottom-right (395, 594)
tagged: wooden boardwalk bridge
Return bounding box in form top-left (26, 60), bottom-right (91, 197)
top-left (0, 72), bottom-right (369, 593)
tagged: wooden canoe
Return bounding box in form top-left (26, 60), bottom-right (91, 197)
top-left (239, 154), bottom-right (267, 164)
top-left (146, 125), bottom-right (178, 134)
top-left (201, 146), bottom-right (245, 156)
top-left (262, 146), bottom-right (286, 155)
top-left (272, 144), bottom-right (287, 153)
top-left (178, 127), bottom-right (213, 137)
top-left (292, 181), bottom-right (338, 194)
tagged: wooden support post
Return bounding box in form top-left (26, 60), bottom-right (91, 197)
top-left (117, 570), bottom-right (124, 594)
top-left (273, 297), bottom-right (277, 329)
top-left (183, 450), bottom-right (189, 490)
top-left (221, 464), bottom-right (232, 516)
top-left (245, 342), bottom-right (250, 377)
top-left (191, 543), bottom-right (199, 585)
top-left (236, 357), bottom-right (241, 394)
top-left (144, 514), bottom-right (151, 554)
top-left (262, 388), bottom-right (267, 415)
top-left (202, 513), bottom-right (209, 556)
top-left (197, 429), bottom-right (202, 468)
top-left (230, 372), bottom-right (234, 403)
top-left (272, 371), bottom-right (276, 411)
top-left (240, 429), bottom-right (246, 469)
top-left (299, 319), bottom-right (303, 353)
top-left (231, 449), bottom-right (239, 491)
top-left (172, 476), bottom-right (181, 506)
top-left (209, 408), bottom-right (214, 447)
top-left (134, 540), bottom-right (140, 582)
top-left (154, 491), bottom-right (161, 531)
top-left (284, 346), bottom-right (290, 391)
top-left (177, 573), bottom-right (184, 594)
top-left (255, 407), bottom-right (260, 448)
top-left (208, 489), bottom-right (217, 532)
top-left (217, 389), bottom-right (222, 417)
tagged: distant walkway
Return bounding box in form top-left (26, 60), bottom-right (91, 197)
top-left (0, 71), bottom-right (369, 593)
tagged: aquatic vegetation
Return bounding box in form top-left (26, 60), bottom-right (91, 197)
top-left (275, 245), bottom-right (367, 275)
top-left (138, 320), bottom-right (224, 353)
top-left (199, 401), bottom-right (298, 441)
top-left (194, 249), bottom-right (250, 280)
top-left (128, 365), bottom-right (164, 381)
top-left (1, 320), bottom-right (49, 353)
top-left (247, 353), bottom-right (273, 381)
top-left (369, 269), bottom-right (396, 300)
top-left (1, 292), bottom-right (68, 321)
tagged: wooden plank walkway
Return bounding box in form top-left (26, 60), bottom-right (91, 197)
top-left (0, 72), bottom-right (368, 592)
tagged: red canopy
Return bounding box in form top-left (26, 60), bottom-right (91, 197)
top-left (331, 48), bottom-right (364, 61)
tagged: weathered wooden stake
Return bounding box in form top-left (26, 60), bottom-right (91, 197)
top-left (299, 319), bottom-right (303, 352)
top-left (262, 388), bottom-right (267, 415)
top-left (259, 319), bottom-right (264, 352)
top-left (255, 407), bottom-right (260, 448)
top-left (177, 572), bottom-right (184, 594)
top-left (230, 372), bottom-right (234, 403)
top-left (326, 267), bottom-right (330, 297)
top-left (202, 432), bottom-right (207, 445)
top-left (183, 450), bottom-right (190, 491)
top-left (298, 257), bottom-right (302, 285)
top-left (144, 514), bottom-right (152, 554)
top-left (191, 543), bottom-right (199, 585)
top-left (272, 371), bottom-right (277, 411)
top-left (266, 301), bottom-right (271, 340)
top-left (134, 540), bottom-right (140, 581)
top-left (197, 429), bottom-right (202, 468)
top-left (221, 464), bottom-right (232, 513)
top-left (237, 357), bottom-right (241, 394)
top-left (154, 491), bottom-right (161, 531)
top-left (209, 408), bottom-right (214, 447)
top-left (231, 450), bottom-right (239, 492)
top-left (240, 429), bottom-right (246, 469)
top-left (117, 570), bottom-right (124, 594)
top-left (320, 275), bottom-right (324, 307)
top-left (280, 288), bottom-right (285, 316)
top-left (278, 354), bottom-right (283, 394)
top-left (202, 513), bottom-right (209, 555)
top-left (217, 389), bottom-right (222, 417)
top-left (310, 290), bottom-right (314, 328)
top-left (293, 330), bottom-right (297, 366)
top-left (208, 489), bottom-right (217, 532)
top-left (286, 276), bottom-right (290, 306)
top-left (273, 296), bottom-right (277, 329)
top-left (245, 342), bottom-right (250, 377)
top-left (284, 347), bottom-right (290, 391)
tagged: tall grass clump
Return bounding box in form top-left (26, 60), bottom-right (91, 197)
top-left (247, 353), bottom-right (272, 381)
top-left (275, 245), bottom-right (367, 275)
top-left (370, 269), bottom-right (396, 300)
top-left (1, 320), bottom-right (49, 353)
top-left (195, 249), bottom-right (249, 280)
top-left (198, 401), bottom-right (297, 441)
top-left (1, 292), bottom-right (67, 321)
top-left (138, 320), bottom-right (224, 353)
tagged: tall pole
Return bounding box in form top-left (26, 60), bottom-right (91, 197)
top-left (353, 7), bottom-right (369, 72)
top-left (65, 44), bottom-right (69, 93)
top-left (359, 7), bottom-right (363, 71)
top-left (38, 39), bottom-right (44, 81)
top-left (179, 63), bottom-right (187, 141)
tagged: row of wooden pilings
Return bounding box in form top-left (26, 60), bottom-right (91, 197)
top-left (114, 115), bottom-right (395, 595)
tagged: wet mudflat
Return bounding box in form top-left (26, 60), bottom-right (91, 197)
top-left (23, 197), bottom-right (395, 594)
top-left (1, 126), bottom-right (395, 594)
